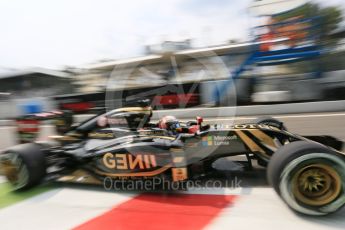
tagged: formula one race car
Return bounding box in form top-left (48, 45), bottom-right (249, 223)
top-left (0, 101), bottom-right (344, 216)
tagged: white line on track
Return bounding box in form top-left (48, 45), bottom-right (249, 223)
top-left (205, 188), bottom-right (345, 230)
top-left (182, 187), bottom-right (249, 195)
top-left (0, 188), bottom-right (137, 230)
top-left (201, 112), bottom-right (345, 122)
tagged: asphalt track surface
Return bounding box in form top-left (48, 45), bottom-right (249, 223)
top-left (0, 112), bottom-right (345, 229)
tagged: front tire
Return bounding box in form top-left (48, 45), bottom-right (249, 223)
top-left (0, 143), bottom-right (46, 190)
top-left (267, 141), bottom-right (345, 215)
top-left (254, 116), bottom-right (287, 130)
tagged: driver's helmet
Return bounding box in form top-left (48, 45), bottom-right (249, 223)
top-left (158, 116), bottom-right (180, 131)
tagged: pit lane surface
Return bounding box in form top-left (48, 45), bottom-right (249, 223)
top-left (0, 185), bottom-right (344, 230)
top-left (0, 112), bottom-right (344, 230)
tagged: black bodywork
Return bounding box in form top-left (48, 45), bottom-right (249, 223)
top-left (8, 104), bottom-right (343, 186)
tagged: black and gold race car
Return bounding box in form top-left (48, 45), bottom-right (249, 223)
top-left (0, 102), bottom-right (344, 216)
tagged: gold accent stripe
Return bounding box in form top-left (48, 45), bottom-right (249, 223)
top-left (57, 169), bottom-right (103, 185)
top-left (94, 164), bottom-right (172, 177)
top-left (235, 130), bottom-right (269, 158)
top-left (117, 107), bottom-right (152, 112)
top-left (249, 130), bottom-right (277, 149)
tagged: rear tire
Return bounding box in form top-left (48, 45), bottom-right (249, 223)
top-left (0, 143), bottom-right (46, 190)
top-left (267, 141), bottom-right (345, 215)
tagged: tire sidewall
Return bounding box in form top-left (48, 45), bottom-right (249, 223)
top-left (267, 141), bottom-right (345, 215)
top-left (1, 143), bottom-right (46, 190)
top-left (254, 116), bottom-right (287, 130)
top-left (279, 153), bottom-right (345, 215)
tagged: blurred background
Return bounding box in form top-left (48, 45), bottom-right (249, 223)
top-left (0, 0), bottom-right (344, 117)
top-left (1, 2), bottom-right (345, 227)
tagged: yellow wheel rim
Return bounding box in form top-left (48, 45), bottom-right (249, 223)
top-left (292, 164), bottom-right (342, 206)
top-left (0, 160), bottom-right (19, 183)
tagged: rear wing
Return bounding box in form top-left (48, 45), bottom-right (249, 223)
top-left (16, 110), bottom-right (74, 143)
